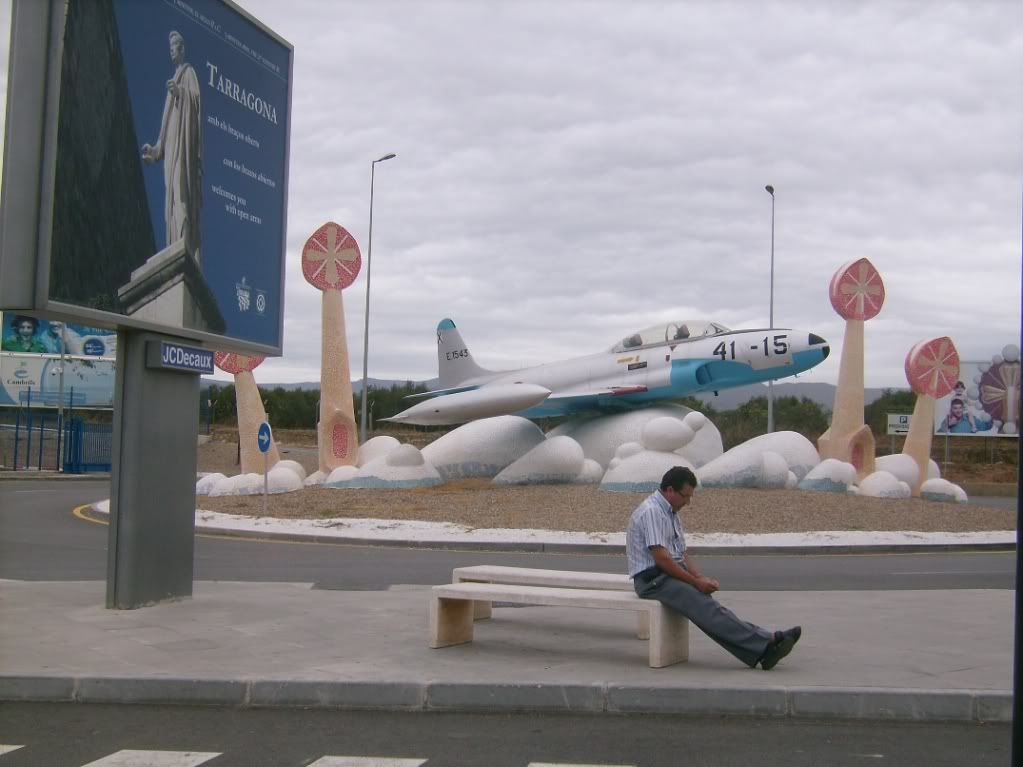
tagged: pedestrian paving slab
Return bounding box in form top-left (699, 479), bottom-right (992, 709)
top-left (0, 579), bottom-right (1011, 722)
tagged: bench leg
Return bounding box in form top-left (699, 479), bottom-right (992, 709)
top-left (429, 596), bottom-right (475, 648)
top-left (647, 607), bottom-right (689, 667)
top-left (636, 612), bottom-right (650, 640)
top-left (455, 577), bottom-right (493, 620)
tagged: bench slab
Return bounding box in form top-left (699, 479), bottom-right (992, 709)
top-left (429, 581), bottom-right (688, 668)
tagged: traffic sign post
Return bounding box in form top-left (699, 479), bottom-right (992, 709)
top-left (258, 421), bottom-right (272, 516)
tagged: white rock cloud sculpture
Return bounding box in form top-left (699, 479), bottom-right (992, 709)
top-left (422, 416), bottom-right (545, 479)
top-left (876, 453), bottom-right (940, 486)
top-left (357, 435), bottom-right (401, 466)
top-left (920, 478), bottom-right (968, 504)
top-left (493, 436), bottom-right (585, 485)
top-left (329, 444), bottom-right (442, 489)
top-left (549, 405), bottom-right (722, 469)
top-left (323, 465), bottom-right (359, 487)
top-left (859, 470), bottom-right (911, 499)
top-left (798, 458), bottom-right (858, 493)
top-left (195, 472), bottom-right (227, 495)
top-left (207, 469), bottom-right (303, 496)
top-left (698, 431), bottom-right (819, 489)
top-left (601, 452), bottom-right (698, 493)
top-left (274, 459), bottom-right (307, 482)
top-left (573, 458), bottom-right (605, 484)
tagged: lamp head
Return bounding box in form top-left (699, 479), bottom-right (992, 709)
top-left (765, 184), bottom-right (774, 195)
top-left (375, 153), bottom-right (397, 163)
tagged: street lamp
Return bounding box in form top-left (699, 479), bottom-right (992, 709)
top-left (360, 152), bottom-right (397, 444)
top-left (765, 184), bottom-right (775, 434)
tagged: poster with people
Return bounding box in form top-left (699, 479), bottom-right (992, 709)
top-left (934, 345), bottom-right (1020, 437)
top-left (1, 313), bottom-right (118, 358)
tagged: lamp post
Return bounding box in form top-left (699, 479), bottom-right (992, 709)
top-left (765, 184), bottom-right (775, 434)
top-left (360, 152), bottom-right (396, 444)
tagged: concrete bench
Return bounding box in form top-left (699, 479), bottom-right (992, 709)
top-left (452, 565), bottom-right (650, 638)
top-left (429, 581), bottom-right (689, 668)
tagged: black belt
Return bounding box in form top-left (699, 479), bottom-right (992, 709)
top-left (633, 566), bottom-right (661, 583)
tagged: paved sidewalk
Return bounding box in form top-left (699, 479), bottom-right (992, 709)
top-left (0, 579), bottom-right (1011, 722)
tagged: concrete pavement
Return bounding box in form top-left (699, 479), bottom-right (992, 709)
top-left (0, 578), bottom-right (1012, 722)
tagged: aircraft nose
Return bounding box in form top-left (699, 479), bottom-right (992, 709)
top-left (808, 333), bottom-right (830, 360)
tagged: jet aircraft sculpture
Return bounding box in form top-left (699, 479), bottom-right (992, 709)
top-left (385, 318), bottom-right (831, 426)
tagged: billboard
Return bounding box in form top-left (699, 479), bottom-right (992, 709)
top-left (0, 355), bottom-right (116, 409)
top-left (1, 312), bottom-right (118, 358)
top-left (0, 0), bottom-right (292, 355)
top-left (933, 345), bottom-right (1020, 437)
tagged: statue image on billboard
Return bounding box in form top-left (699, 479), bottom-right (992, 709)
top-left (140, 30), bottom-right (203, 269)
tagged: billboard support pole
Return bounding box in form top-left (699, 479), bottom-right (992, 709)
top-left (106, 330), bottom-right (200, 609)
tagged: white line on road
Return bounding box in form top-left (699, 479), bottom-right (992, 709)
top-left (80, 751), bottom-right (221, 767)
top-left (0, 745), bottom-right (24, 755)
top-left (306, 759), bottom-right (427, 767)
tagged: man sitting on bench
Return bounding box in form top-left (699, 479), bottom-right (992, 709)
top-left (626, 466), bottom-right (802, 670)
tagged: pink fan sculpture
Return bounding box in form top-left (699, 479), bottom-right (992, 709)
top-left (818, 258), bottom-right (886, 478)
top-left (301, 221), bottom-right (362, 474)
top-left (902, 337), bottom-right (959, 495)
top-left (214, 351), bottom-right (281, 474)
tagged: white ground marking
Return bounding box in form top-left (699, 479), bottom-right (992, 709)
top-left (0, 746), bottom-right (24, 756)
top-left (306, 759), bottom-right (427, 767)
top-left (80, 751), bottom-right (221, 767)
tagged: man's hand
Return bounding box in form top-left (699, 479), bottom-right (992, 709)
top-left (166, 79), bottom-right (179, 98)
top-left (694, 576), bottom-right (719, 594)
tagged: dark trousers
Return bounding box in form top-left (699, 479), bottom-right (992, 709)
top-left (633, 569), bottom-right (771, 667)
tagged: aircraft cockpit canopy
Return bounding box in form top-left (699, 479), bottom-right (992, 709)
top-left (611, 320), bottom-right (731, 352)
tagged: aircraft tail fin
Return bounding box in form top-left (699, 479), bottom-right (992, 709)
top-left (436, 318), bottom-right (492, 388)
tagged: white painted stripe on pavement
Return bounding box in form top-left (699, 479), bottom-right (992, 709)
top-left (0, 745), bottom-right (24, 755)
top-left (306, 759), bottom-right (427, 767)
top-left (81, 751), bottom-right (221, 767)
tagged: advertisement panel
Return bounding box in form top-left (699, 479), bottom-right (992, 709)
top-left (0, 0), bottom-right (292, 354)
top-left (0, 354), bottom-right (116, 409)
top-left (1, 312), bottom-right (118, 358)
top-left (933, 346), bottom-right (1020, 437)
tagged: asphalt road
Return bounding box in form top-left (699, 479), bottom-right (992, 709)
top-left (0, 479), bottom-right (1015, 589)
top-left (0, 702), bottom-right (1011, 767)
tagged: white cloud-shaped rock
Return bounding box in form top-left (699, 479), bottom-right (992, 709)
top-left (304, 470), bottom-right (327, 486)
top-left (549, 405), bottom-right (722, 469)
top-left (358, 435), bottom-right (401, 466)
top-left (859, 471), bottom-right (911, 499)
top-left (323, 465), bottom-right (359, 487)
top-left (422, 416), bottom-right (545, 479)
top-left (642, 417), bottom-right (693, 452)
top-left (920, 478), bottom-right (968, 504)
top-left (206, 469), bottom-right (302, 496)
top-left (875, 453), bottom-right (941, 487)
top-left (798, 459), bottom-right (858, 493)
top-left (266, 465), bottom-right (305, 493)
top-left (344, 444), bottom-right (443, 488)
top-left (274, 459), bottom-right (307, 482)
top-left (601, 452), bottom-right (697, 493)
top-left (572, 458), bottom-right (605, 484)
top-left (493, 436), bottom-right (585, 485)
top-left (698, 432), bottom-right (818, 488)
top-left (196, 472), bottom-right (227, 495)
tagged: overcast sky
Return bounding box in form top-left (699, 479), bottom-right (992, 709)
top-left (1, 0), bottom-right (1020, 390)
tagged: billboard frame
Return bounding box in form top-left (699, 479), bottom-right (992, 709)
top-left (0, 0), bottom-right (293, 357)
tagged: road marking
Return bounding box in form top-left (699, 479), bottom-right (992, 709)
top-left (528, 763), bottom-right (637, 766)
top-left (306, 759), bottom-right (427, 766)
top-left (81, 751), bottom-right (221, 766)
top-left (0, 745), bottom-right (24, 755)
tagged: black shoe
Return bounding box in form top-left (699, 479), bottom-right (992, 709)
top-left (760, 626), bottom-right (801, 671)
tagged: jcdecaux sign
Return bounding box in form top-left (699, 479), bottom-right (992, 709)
top-left (146, 341), bottom-right (214, 375)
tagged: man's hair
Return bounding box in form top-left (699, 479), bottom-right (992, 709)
top-left (951, 398), bottom-right (964, 407)
top-left (660, 466), bottom-right (697, 491)
top-left (11, 315), bottom-right (37, 331)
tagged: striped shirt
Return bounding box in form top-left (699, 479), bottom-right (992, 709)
top-left (625, 490), bottom-right (686, 577)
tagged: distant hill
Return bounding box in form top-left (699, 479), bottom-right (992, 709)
top-left (202, 377), bottom-right (905, 411)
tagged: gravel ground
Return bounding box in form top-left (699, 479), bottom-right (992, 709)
top-left (196, 440), bottom-right (1017, 534)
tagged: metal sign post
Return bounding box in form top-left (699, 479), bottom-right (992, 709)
top-left (257, 421), bottom-right (272, 515)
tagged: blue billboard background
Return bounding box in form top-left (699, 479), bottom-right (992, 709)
top-left (112, 0), bottom-right (290, 347)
